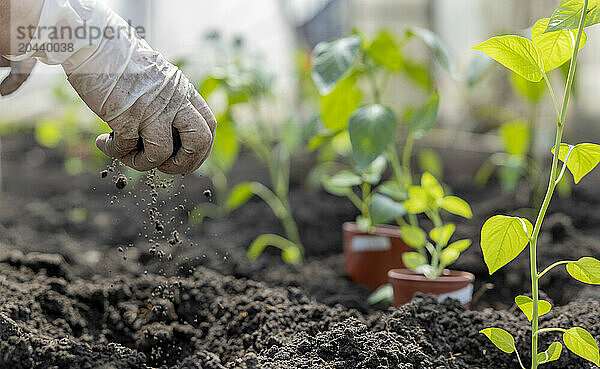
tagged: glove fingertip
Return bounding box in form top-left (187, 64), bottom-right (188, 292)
top-left (95, 133), bottom-right (112, 156)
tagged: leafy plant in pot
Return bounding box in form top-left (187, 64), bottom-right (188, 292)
top-left (387, 172), bottom-right (474, 306)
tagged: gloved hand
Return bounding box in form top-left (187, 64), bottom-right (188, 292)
top-left (5, 0), bottom-right (216, 174)
top-left (0, 56), bottom-right (37, 96)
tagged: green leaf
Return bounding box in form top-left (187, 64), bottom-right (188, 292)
top-left (447, 239), bottom-right (472, 252)
top-left (538, 342), bottom-right (563, 364)
top-left (404, 186), bottom-right (429, 214)
top-left (312, 35), bottom-right (362, 95)
top-left (532, 18), bottom-right (587, 72)
top-left (211, 114), bottom-right (239, 172)
top-left (514, 295), bottom-right (552, 321)
top-left (247, 234), bottom-right (303, 265)
top-left (320, 76), bottom-right (362, 131)
top-left (511, 72), bottom-right (546, 104)
top-left (419, 149), bottom-right (443, 178)
top-left (553, 143), bottom-right (600, 184)
top-left (348, 104), bottom-right (397, 170)
top-left (322, 171), bottom-right (362, 196)
top-left (421, 172), bottom-right (444, 200)
top-left (499, 120), bottom-right (530, 157)
top-left (473, 35), bottom-right (544, 82)
top-left (408, 27), bottom-right (458, 78)
top-left (361, 156), bottom-right (388, 184)
top-left (368, 30), bottom-right (403, 71)
top-left (441, 196), bottom-right (473, 219)
top-left (199, 77), bottom-right (221, 97)
top-left (402, 252), bottom-right (427, 271)
top-left (430, 224), bottom-right (456, 246)
top-left (408, 92), bottom-right (440, 139)
top-left (545, 0), bottom-right (600, 33)
top-left (370, 194), bottom-right (406, 225)
top-left (367, 284), bottom-right (394, 305)
top-left (480, 215), bottom-right (533, 274)
top-left (566, 257), bottom-right (600, 284)
top-left (400, 225), bottom-right (427, 249)
top-left (440, 248), bottom-right (460, 267)
top-left (378, 180), bottom-right (407, 202)
top-left (224, 182), bottom-right (255, 212)
top-left (479, 328), bottom-right (517, 354)
top-left (563, 327), bottom-right (600, 365)
top-left (35, 119), bottom-right (62, 148)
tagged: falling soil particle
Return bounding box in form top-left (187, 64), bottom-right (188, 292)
top-left (101, 170), bottom-right (109, 178)
top-left (115, 175), bottom-right (128, 190)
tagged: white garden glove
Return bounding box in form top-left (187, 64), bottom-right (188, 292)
top-left (5, 0), bottom-right (216, 174)
top-left (0, 57), bottom-right (37, 96)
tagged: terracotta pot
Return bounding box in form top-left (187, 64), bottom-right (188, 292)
top-left (388, 268), bottom-right (475, 307)
top-left (343, 222), bottom-right (411, 291)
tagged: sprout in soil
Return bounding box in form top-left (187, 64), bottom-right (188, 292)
top-left (475, 2), bottom-right (600, 367)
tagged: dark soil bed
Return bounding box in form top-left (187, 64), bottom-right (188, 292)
top-left (1, 134), bottom-right (600, 368)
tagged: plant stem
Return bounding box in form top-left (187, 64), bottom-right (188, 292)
top-left (528, 4), bottom-right (587, 368)
top-left (537, 260), bottom-right (574, 279)
top-left (402, 134), bottom-right (419, 226)
top-left (533, 327), bottom-right (567, 337)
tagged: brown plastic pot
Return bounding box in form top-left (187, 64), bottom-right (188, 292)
top-left (388, 268), bottom-right (475, 307)
top-left (343, 222), bottom-right (411, 291)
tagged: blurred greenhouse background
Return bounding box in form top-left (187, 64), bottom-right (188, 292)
top-left (2, 0), bottom-right (600, 162)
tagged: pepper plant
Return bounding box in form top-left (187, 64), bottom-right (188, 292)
top-left (312, 29), bottom-right (473, 280)
top-left (475, 2), bottom-right (600, 367)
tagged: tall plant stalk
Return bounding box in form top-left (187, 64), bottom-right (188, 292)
top-left (528, 2), bottom-right (587, 367)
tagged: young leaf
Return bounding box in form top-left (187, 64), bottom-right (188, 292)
top-left (473, 36), bottom-right (544, 82)
top-left (480, 215), bottom-right (533, 274)
top-left (211, 114), bottom-right (239, 172)
top-left (404, 186), bottom-right (429, 214)
top-left (440, 248), bottom-right (460, 266)
top-left (348, 104), bottom-right (397, 170)
top-left (447, 239), bottom-right (472, 252)
top-left (367, 284), bottom-right (394, 305)
top-left (441, 196), bottom-right (473, 219)
top-left (408, 92), bottom-right (440, 139)
top-left (532, 18), bottom-right (587, 72)
top-left (430, 224), bottom-right (456, 246)
top-left (421, 172), bottom-right (444, 200)
top-left (361, 156), bottom-right (388, 184)
top-left (499, 120), bottom-right (530, 157)
top-left (400, 225), bottom-right (427, 249)
top-left (225, 182), bottom-right (255, 212)
top-left (553, 143), bottom-right (600, 184)
top-left (247, 234), bottom-right (302, 264)
top-left (408, 27), bottom-right (458, 78)
top-left (370, 194), bottom-right (406, 225)
top-left (378, 180), bottom-right (407, 202)
top-left (322, 171), bottom-right (362, 196)
top-left (479, 328), bottom-right (517, 353)
top-left (402, 252), bottom-right (427, 271)
top-left (537, 342), bottom-right (563, 364)
top-left (320, 76), bottom-right (362, 131)
top-left (312, 35), bottom-right (362, 95)
top-left (368, 31), bottom-right (404, 71)
top-left (545, 0), bottom-right (600, 33)
top-left (566, 257), bottom-right (600, 284)
top-left (563, 327), bottom-right (600, 365)
top-left (514, 295), bottom-right (552, 321)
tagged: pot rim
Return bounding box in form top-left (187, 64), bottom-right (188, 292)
top-left (343, 221), bottom-right (400, 237)
top-left (388, 268), bottom-right (475, 283)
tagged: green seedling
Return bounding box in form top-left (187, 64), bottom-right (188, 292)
top-left (475, 119), bottom-right (542, 193)
top-left (311, 29), bottom-right (473, 280)
top-left (475, 3), bottom-right (600, 367)
top-left (400, 172), bottom-right (473, 278)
